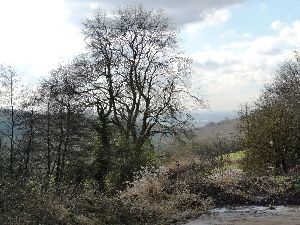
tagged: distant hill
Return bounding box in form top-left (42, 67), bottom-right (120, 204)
top-left (193, 118), bottom-right (239, 141)
top-left (191, 111), bottom-right (238, 127)
top-left (154, 118), bottom-right (240, 151)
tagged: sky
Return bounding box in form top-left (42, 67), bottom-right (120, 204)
top-left (0, 0), bottom-right (299, 111)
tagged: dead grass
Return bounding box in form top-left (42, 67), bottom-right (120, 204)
top-left (1, 153), bottom-right (299, 225)
top-left (119, 155), bottom-right (216, 224)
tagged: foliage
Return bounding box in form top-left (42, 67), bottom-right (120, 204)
top-left (104, 135), bottom-right (159, 193)
top-left (239, 53), bottom-right (300, 175)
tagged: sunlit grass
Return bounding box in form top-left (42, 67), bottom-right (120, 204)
top-left (225, 150), bottom-right (246, 162)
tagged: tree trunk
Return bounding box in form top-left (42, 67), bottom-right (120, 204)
top-left (24, 109), bottom-right (34, 175)
top-left (94, 108), bottom-right (111, 192)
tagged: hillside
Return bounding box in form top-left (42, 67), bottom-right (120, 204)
top-left (193, 118), bottom-right (240, 141)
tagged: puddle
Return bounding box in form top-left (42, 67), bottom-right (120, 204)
top-left (185, 206), bottom-right (300, 225)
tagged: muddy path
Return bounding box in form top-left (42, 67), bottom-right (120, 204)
top-left (184, 206), bottom-right (300, 225)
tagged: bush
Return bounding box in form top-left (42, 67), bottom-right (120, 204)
top-left (119, 155), bottom-right (216, 225)
top-left (104, 135), bottom-right (160, 194)
top-left (239, 54), bottom-right (300, 175)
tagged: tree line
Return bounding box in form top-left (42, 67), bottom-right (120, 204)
top-left (0, 5), bottom-right (203, 193)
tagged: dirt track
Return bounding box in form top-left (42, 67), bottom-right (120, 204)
top-left (184, 206), bottom-right (300, 225)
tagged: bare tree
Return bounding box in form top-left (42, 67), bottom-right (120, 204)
top-left (73, 5), bottom-right (204, 190)
top-left (37, 64), bottom-right (94, 191)
top-left (82, 6), bottom-right (203, 144)
top-left (0, 65), bottom-right (22, 175)
top-left (18, 88), bottom-right (38, 175)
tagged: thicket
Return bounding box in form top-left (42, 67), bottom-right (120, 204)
top-left (239, 53), bottom-right (300, 174)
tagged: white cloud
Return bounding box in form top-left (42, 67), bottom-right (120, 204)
top-left (66, 0), bottom-right (244, 27)
top-left (270, 20), bottom-right (287, 31)
top-left (191, 20), bottom-right (300, 110)
top-left (185, 9), bottom-right (231, 34)
top-left (0, 0), bottom-right (85, 82)
top-left (0, 0), bottom-right (242, 85)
